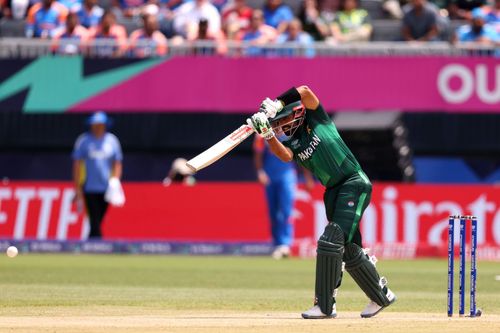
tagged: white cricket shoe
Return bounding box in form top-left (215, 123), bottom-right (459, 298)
top-left (271, 245), bottom-right (290, 260)
top-left (301, 304), bottom-right (337, 319)
top-left (360, 288), bottom-right (396, 318)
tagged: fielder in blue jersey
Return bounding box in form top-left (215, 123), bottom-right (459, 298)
top-left (253, 136), bottom-right (313, 259)
top-left (72, 112), bottom-right (123, 239)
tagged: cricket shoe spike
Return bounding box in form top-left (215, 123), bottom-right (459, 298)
top-left (302, 304), bottom-right (337, 319)
top-left (360, 287), bottom-right (396, 318)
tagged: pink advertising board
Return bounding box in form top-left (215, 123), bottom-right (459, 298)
top-left (71, 56), bottom-right (500, 113)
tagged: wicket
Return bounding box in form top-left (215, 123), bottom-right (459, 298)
top-left (447, 215), bottom-right (481, 317)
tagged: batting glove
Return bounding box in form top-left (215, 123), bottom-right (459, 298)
top-left (259, 98), bottom-right (283, 119)
top-left (247, 112), bottom-right (275, 140)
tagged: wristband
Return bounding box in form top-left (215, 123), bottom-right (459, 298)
top-left (277, 87), bottom-right (301, 106)
top-left (263, 129), bottom-right (275, 141)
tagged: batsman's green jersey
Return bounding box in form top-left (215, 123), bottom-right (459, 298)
top-left (283, 104), bottom-right (371, 243)
top-left (283, 104), bottom-right (363, 188)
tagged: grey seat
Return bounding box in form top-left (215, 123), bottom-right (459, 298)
top-left (117, 18), bottom-right (142, 35)
top-left (0, 19), bottom-right (26, 37)
top-left (360, 0), bottom-right (388, 20)
top-left (371, 19), bottom-right (402, 41)
top-left (246, 0), bottom-right (303, 16)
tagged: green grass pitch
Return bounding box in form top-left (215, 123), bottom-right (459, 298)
top-left (1, 254), bottom-right (499, 314)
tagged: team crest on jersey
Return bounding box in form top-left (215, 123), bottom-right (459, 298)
top-left (297, 134), bottom-right (321, 161)
top-left (291, 139), bottom-right (299, 148)
top-left (348, 201), bottom-right (355, 207)
top-left (307, 125), bottom-right (312, 134)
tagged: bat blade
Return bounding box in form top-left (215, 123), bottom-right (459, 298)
top-left (186, 124), bottom-right (254, 173)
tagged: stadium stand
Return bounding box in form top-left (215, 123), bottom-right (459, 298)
top-left (0, 0), bottom-right (493, 43)
top-left (0, 18), bottom-right (25, 37)
top-left (359, 0), bottom-right (386, 20)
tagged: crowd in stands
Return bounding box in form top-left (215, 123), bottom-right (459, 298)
top-left (0, 0), bottom-right (498, 56)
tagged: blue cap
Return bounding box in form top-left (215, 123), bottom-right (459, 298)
top-left (471, 8), bottom-right (486, 20)
top-left (88, 111), bottom-right (108, 125)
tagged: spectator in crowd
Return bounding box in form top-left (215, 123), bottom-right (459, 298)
top-left (145, 3), bottom-right (178, 39)
top-left (26, 0), bottom-right (68, 38)
top-left (88, 10), bottom-right (127, 57)
top-left (130, 13), bottom-right (168, 57)
top-left (331, 0), bottom-right (372, 42)
top-left (73, 112), bottom-right (123, 239)
top-left (319, 0), bottom-right (340, 26)
top-left (455, 7), bottom-right (499, 43)
top-left (211, 0), bottom-right (228, 12)
top-left (1, 0), bottom-right (11, 18)
top-left (59, 0), bottom-right (82, 12)
top-left (189, 18), bottom-right (227, 54)
top-left (402, 0), bottom-right (450, 40)
top-left (263, 0), bottom-right (294, 34)
top-left (173, 0), bottom-right (221, 38)
top-left (222, 0), bottom-right (253, 40)
top-left (448, 0), bottom-right (486, 20)
top-left (383, 0), bottom-right (404, 19)
top-left (113, 0), bottom-right (147, 18)
top-left (484, 0), bottom-right (500, 30)
top-left (298, 0), bottom-right (330, 41)
top-left (7, 0), bottom-right (32, 19)
top-left (162, 157), bottom-right (196, 186)
top-left (402, 0), bottom-right (439, 41)
top-left (241, 9), bottom-right (277, 55)
top-left (52, 12), bottom-right (88, 54)
top-left (276, 18), bottom-right (316, 57)
top-left (74, 0), bottom-right (103, 29)
top-left (158, 0), bottom-right (183, 11)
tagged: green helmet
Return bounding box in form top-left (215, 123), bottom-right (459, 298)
top-left (270, 101), bottom-right (305, 121)
top-left (270, 101), bottom-right (306, 139)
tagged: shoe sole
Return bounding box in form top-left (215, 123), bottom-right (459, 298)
top-left (360, 295), bottom-right (397, 318)
top-left (301, 313), bottom-right (337, 319)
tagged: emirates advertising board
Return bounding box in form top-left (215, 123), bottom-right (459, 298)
top-left (0, 182), bottom-right (499, 259)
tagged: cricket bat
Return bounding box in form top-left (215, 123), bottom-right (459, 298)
top-left (186, 124), bottom-right (255, 173)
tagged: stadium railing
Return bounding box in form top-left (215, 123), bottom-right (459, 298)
top-left (0, 38), bottom-right (498, 58)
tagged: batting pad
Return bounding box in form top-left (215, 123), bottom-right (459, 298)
top-left (344, 243), bottom-right (391, 307)
top-left (315, 223), bottom-right (345, 315)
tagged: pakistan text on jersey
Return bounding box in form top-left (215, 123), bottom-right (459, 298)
top-left (297, 134), bottom-right (321, 161)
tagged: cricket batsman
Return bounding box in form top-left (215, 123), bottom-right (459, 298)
top-left (246, 86), bottom-right (396, 319)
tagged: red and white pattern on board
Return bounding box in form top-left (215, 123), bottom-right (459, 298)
top-left (0, 182), bottom-right (499, 259)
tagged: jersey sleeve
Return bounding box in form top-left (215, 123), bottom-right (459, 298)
top-left (280, 6), bottom-right (294, 22)
top-left (72, 134), bottom-right (86, 160)
top-left (112, 135), bottom-right (123, 161)
top-left (306, 103), bottom-right (331, 125)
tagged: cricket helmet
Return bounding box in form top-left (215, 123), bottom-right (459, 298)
top-left (270, 101), bottom-right (306, 139)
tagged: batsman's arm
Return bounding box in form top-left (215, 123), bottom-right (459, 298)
top-left (267, 136), bottom-right (294, 163)
top-left (276, 85), bottom-right (319, 110)
top-left (296, 86), bottom-right (320, 110)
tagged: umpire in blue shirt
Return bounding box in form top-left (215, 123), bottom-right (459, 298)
top-left (72, 112), bottom-right (123, 239)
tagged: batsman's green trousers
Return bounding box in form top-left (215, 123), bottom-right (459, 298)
top-left (323, 170), bottom-right (372, 246)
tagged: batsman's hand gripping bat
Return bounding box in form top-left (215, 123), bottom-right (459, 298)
top-left (186, 124), bottom-right (255, 173)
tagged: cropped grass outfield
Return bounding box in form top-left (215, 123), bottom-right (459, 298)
top-left (1, 255), bottom-right (499, 313)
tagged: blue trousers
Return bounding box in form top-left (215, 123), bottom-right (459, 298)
top-left (265, 172), bottom-right (297, 246)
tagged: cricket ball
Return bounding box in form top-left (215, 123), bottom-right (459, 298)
top-left (6, 246), bottom-right (18, 258)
